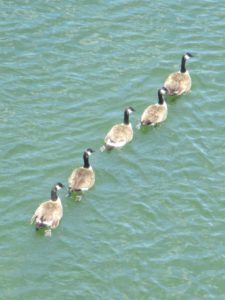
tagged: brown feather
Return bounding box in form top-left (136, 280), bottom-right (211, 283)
top-left (68, 167), bottom-right (95, 191)
top-left (105, 124), bottom-right (133, 144)
top-left (164, 71), bottom-right (191, 96)
top-left (141, 104), bottom-right (167, 125)
top-left (31, 199), bottom-right (63, 229)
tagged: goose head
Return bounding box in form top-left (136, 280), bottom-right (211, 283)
top-left (184, 52), bottom-right (193, 61)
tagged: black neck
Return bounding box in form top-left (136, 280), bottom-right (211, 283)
top-left (158, 90), bottom-right (165, 105)
top-left (51, 189), bottom-right (58, 201)
top-left (83, 153), bottom-right (90, 168)
top-left (124, 110), bottom-right (130, 125)
top-left (180, 56), bottom-right (186, 73)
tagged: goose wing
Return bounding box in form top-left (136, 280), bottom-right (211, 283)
top-left (31, 200), bottom-right (62, 229)
top-left (68, 167), bottom-right (95, 191)
top-left (164, 72), bottom-right (191, 95)
top-left (105, 124), bottom-right (133, 146)
top-left (141, 104), bottom-right (167, 125)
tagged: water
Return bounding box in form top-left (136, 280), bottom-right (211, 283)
top-left (1, 0), bottom-right (225, 299)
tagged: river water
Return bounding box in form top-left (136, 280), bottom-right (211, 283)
top-left (1, 1), bottom-right (225, 299)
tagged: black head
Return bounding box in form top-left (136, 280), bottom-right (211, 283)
top-left (181, 53), bottom-right (193, 73)
top-left (85, 148), bottom-right (95, 156)
top-left (159, 87), bottom-right (168, 95)
top-left (83, 148), bottom-right (94, 168)
top-left (124, 107), bottom-right (135, 125)
top-left (158, 87), bottom-right (167, 104)
top-left (51, 182), bottom-right (64, 201)
top-left (55, 182), bottom-right (64, 190)
top-left (184, 52), bottom-right (193, 60)
top-left (126, 107), bottom-right (135, 114)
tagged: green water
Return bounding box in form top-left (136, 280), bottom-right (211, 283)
top-left (1, 0), bottom-right (225, 299)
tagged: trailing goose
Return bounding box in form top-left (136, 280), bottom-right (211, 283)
top-left (101, 107), bottom-right (135, 151)
top-left (68, 148), bottom-right (95, 198)
top-left (31, 182), bottom-right (64, 237)
top-left (163, 52), bottom-right (193, 96)
top-left (141, 87), bottom-right (168, 126)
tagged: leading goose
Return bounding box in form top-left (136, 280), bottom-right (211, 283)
top-left (68, 148), bottom-right (95, 198)
top-left (101, 107), bottom-right (135, 151)
top-left (31, 182), bottom-right (64, 237)
top-left (163, 52), bottom-right (193, 96)
top-left (141, 87), bottom-right (168, 126)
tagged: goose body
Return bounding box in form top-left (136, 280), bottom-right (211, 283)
top-left (102, 107), bottom-right (135, 151)
top-left (141, 87), bottom-right (167, 126)
top-left (68, 148), bottom-right (95, 193)
top-left (31, 182), bottom-right (64, 236)
top-left (164, 53), bottom-right (193, 96)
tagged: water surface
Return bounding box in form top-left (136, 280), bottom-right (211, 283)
top-left (1, 1), bottom-right (225, 299)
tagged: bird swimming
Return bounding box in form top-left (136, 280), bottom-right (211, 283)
top-left (100, 107), bottom-right (135, 151)
top-left (68, 148), bottom-right (95, 200)
top-left (31, 182), bottom-right (64, 237)
top-left (163, 52), bottom-right (193, 96)
top-left (140, 87), bottom-right (168, 126)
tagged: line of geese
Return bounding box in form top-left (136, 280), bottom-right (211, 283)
top-left (31, 52), bottom-right (193, 237)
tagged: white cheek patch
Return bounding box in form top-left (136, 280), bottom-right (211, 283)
top-left (160, 89), bottom-right (166, 95)
top-left (86, 150), bottom-right (92, 156)
top-left (184, 54), bottom-right (190, 60)
top-left (127, 108), bottom-right (133, 114)
top-left (56, 185), bottom-right (61, 190)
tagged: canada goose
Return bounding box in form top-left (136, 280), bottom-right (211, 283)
top-left (31, 182), bottom-right (64, 237)
top-left (163, 52), bottom-right (193, 96)
top-left (101, 107), bottom-right (135, 151)
top-left (141, 87), bottom-right (168, 126)
top-left (68, 148), bottom-right (95, 197)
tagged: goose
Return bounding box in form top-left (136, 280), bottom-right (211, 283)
top-left (163, 52), bottom-right (193, 96)
top-left (141, 87), bottom-right (168, 126)
top-left (68, 148), bottom-right (95, 198)
top-left (101, 107), bottom-right (135, 151)
top-left (31, 182), bottom-right (64, 237)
